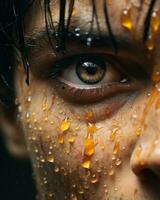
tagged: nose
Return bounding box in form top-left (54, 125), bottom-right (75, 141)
top-left (130, 90), bottom-right (160, 177)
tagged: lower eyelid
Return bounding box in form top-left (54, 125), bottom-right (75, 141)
top-left (54, 78), bottom-right (140, 104)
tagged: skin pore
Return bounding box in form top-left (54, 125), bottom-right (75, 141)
top-left (4, 0), bottom-right (160, 199)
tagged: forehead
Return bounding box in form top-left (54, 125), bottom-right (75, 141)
top-left (26, 0), bottom-right (154, 32)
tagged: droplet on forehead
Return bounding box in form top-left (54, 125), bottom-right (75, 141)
top-left (60, 118), bottom-right (70, 132)
top-left (151, 10), bottom-right (160, 33)
top-left (82, 159), bottom-right (91, 169)
top-left (121, 8), bottom-right (133, 31)
top-left (146, 34), bottom-right (154, 51)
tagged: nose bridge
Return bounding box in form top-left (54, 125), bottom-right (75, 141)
top-left (131, 76), bottom-right (160, 175)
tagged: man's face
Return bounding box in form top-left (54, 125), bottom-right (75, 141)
top-left (12, 0), bottom-right (160, 199)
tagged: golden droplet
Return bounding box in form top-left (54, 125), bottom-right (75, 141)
top-left (78, 187), bottom-right (84, 194)
top-left (90, 174), bottom-right (99, 184)
top-left (136, 127), bottom-right (141, 136)
top-left (47, 154), bottom-right (55, 163)
top-left (121, 8), bottom-right (133, 30)
top-left (84, 139), bottom-right (95, 156)
top-left (68, 137), bottom-right (75, 143)
top-left (58, 135), bottom-right (64, 144)
top-left (146, 35), bottom-right (154, 51)
top-left (113, 142), bottom-right (120, 155)
top-left (75, 125), bottom-right (80, 131)
top-left (40, 156), bottom-right (45, 163)
top-left (82, 158), bottom-right (91, 169)
top-left (60, 118), bottom-right (70, 132)
top-left (133, 146), bottom-right (142, 162)
top-left (108, 169), bottom-right (115, 176)
top-left (152, 70), bottom-right (160, 83)
top-left (115, 158), bottom-right (122, 166)
top-left (109, 126), bottom-right (119, 142)
top-left (85, 111), bottom-right (94, 120)
top-left (87, 123), bottom-right (97, 134)
top-left (151, 11), bottom-right (160, 32)
top-left (48, 192), bottom-right (54, 198)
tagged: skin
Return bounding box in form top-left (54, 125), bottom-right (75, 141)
top-left (2, 0), bottom-right (160, 199)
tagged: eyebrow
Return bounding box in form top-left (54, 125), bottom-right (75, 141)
top-left (25, 26), bottom-right (143, 55)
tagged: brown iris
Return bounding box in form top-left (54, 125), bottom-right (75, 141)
top-left (76, 58), bottom-right (106, 84)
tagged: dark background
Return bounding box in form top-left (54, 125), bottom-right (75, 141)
top-left (0, 134), bottom-right (36, 200)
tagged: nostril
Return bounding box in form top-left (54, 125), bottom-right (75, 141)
top-left (138, 168), bottom-right (157, 181)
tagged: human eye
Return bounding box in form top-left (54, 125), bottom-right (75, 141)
top-left (30, 51), bottom-right (147, 122)
top-left (52, 53), bottom-right (142, 104)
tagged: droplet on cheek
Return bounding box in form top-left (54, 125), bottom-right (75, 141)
top-left (87, 123), bottom-right (97, 136)
top-left (113, 142), bottom-right (120, 155)
top-left (109, 126), bottom-right (119, 142)
top-left (82, 158), bottom-right (91, 169)
top-left (90, 174), bottom-right (99, 184)
top-left (47, 154), bottom-right (55, 163)
top-left (60, 118), bottom-right (71, 132)
top-left (84, 139), bottom-right (95, 156)
top-left (68, 137), bottom-right (76, 143)
top-left (58, 135), bottom-right (64, 144)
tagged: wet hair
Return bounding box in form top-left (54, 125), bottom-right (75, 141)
top-left (0, 0), bottom-right (157, 105)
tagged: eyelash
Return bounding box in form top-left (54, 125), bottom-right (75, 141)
top-left (47, 54), bottom-right (124, 80)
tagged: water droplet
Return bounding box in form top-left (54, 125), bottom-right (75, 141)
top-left (85, 111), bottom-right (94, 120)
top-left (152, 70), bottom-right (160, 83)
top-left (113, 142), bottom-right (120, 155)
top-left (78, 188), bottom-right (84, 194)
top-left (109, 126), bottom-right (119, 142)
top-left (90, 174), bottom-right (99, 184)
top-left (155, 82), bottom-right (160, 92)
top-left (87, 123), bottom-right (97, 135)
top-left (151, 10), bottom-right (160, 32)
top-left (40, 156), bottom-right (45, 163)
top-left (58, 135), bottom-right (64, 144)
top-left (121, 9), bottom-right (133, 30)
top-left (68, 137), bottom-right (75, 143)
top-left (108, 169), bottom-right (115, 176)
top-left (54, 166), bottom-right (60, 173)
top-left (48, 192), bottom-right (54, 198)
top-left (84, 138), bottom-right (95, 156)
top-left (136, 127), bottom-right (142, 136)
top-left (115, 158), bottom-right (122, 166)
top-left (43, 117), bottom-right (48, 122)
top-left (47, 154), bottom-right (55, 163)
top-left (60, 118), bottom-right (70, 132)
top-left (82, 159), bottom-right (91, 169)
top-left (86, 37), bottom-right (93, 47)
top-left (74, 27), bottom-right (80, 37)
top-left (146, 34), bottom-right (154, 51)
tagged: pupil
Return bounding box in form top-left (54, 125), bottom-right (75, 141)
top-left (76, 57), bottom-right (106, 84)
top-left (83, 62), bottom-right (97, 75)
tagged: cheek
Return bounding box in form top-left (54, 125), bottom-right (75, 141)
top-left (15, 71), bottom-right (149, 197)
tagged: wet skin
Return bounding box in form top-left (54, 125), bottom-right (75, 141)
top-left (9, 0), bottom-right (160, 199)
